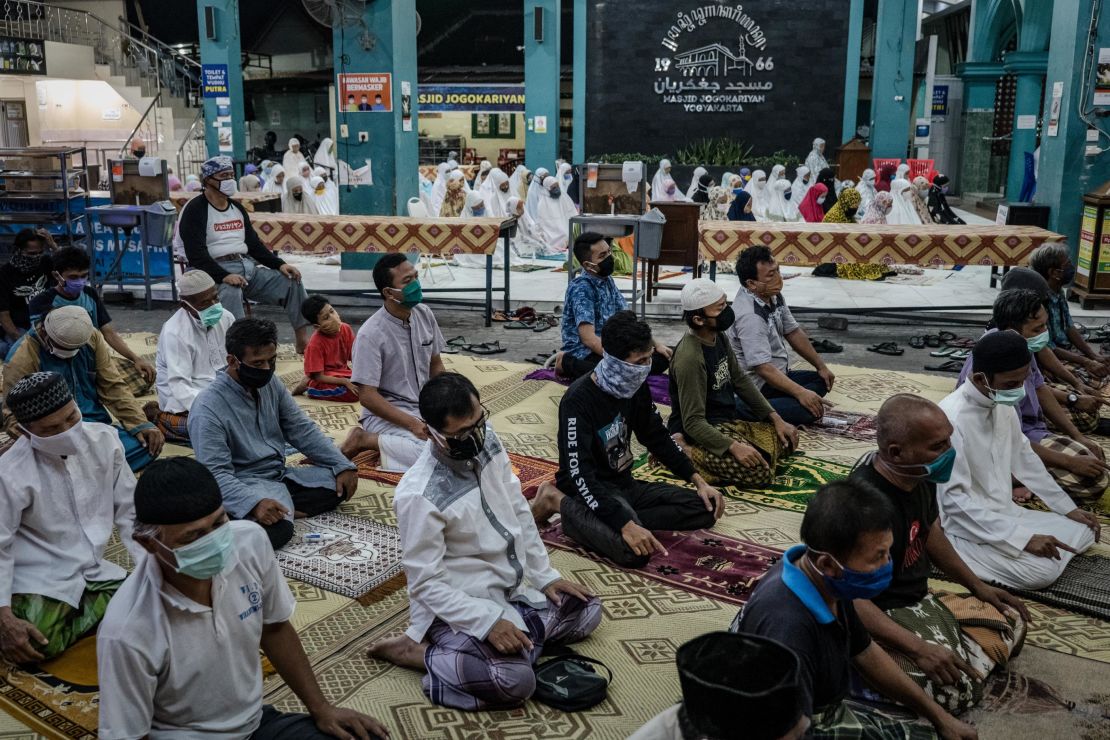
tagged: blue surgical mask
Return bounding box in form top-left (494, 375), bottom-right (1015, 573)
top-left (1026, 330), bottom-right (1050, 353)
top-left (887, 447), bottom-right (957, 484)
top-left (594, 352), bottom-right (652, 399)
top-left (811, 550), bottom-right (893, 600)
top-left (472, 207), bottom-right (485, 217)
top-left (186, 300), bottom-right (225, 328)
top-left (157, 523), bottom-right (234, 580)
top-left (987, 383), bottom-right (1027, 406)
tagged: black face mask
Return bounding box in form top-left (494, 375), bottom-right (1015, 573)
top-left (292, 192), bottom-right (303, 201)
top-left (133, 148), bottom-right (146, 158)
top-left (592, 255), bottom-right (615, 278)
top-left (234, 358), bottom-right (274, 389)
top-left (9, 252), bottom-right (41, 274)
top-left (706, 305), bottom-right (735, 332)
top-left (442, 424), bottom-right (487, 460)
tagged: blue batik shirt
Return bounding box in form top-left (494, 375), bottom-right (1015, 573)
top-left (560, 271), bottom-right (628, 359)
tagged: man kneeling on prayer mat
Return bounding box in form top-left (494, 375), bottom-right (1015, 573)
top-left (850, 394), bottom-right (1029, 715)
top-left (629, 632), bottom-right (809, 740)
top-left (532, 310), bottom-right (725, 568)
top-left (189, 318), bottom-right (358, 550)
top-left (368, 372), bottom-right (601, 711)
top-left (938, 330), bottom-right (1101, 590)
top-left (955, 289), bottom-right (1109, 504)
top-left (97, 458), bottom-right (390, 739)
top-left (733, 481), bottom-right (978, 739)
top-left (0, 372), bottom-right (135, 663)
top-left (2, 305), bottom-right (164, 471)
top-left (149, 269), bottom-right (235, 443)
top-left (668, 278), bottom-right (796, 487)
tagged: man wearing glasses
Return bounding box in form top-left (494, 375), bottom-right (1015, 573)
top-left (368, 372), bottom-right (601, 711)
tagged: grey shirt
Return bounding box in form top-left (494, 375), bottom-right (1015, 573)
top-left (352, 304), bottom-right (446, 423)
top-left (727, 287), bottom-right (800, 389)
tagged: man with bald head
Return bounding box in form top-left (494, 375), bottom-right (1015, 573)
top-left (850, 394), bottom-right (1028, 714)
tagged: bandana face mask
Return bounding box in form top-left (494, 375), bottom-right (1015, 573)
top-left (594, 353), bottom-right (652, 399)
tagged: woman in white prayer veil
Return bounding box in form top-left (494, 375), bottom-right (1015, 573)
top-left (472, 159), bottom-right (493, 190)
top-left (886, 178), bottom-right (923, 225)
top-left (533, 176), bottom-right (577, 254)
top-left (525, 166), bottom-right (549, 220)
top-left (310, 175), bottom-right (338, 216)
top-left (429, 162), bottom-right (450, 215)
top-left (651, 158), bottom-right (685, 201)
top-left (282, 138), bottom-right (307, 176)
top-left (453, 191), bottom-right (494, 268)
top-left (282, 174), bottom-right (318, 215)
top-left (508, 165), bottom-right (531, 202)
top-left (462, 190), bottom-right (486, 218)
top-left (298, 161), bottom-right (313, 186)
top-left (313, 137), bottom-right (337, 179)
top-left (684, 166), bottom-right (707, 200)
top-left (261, 164), bottom-right (285, 194)
top-left (505, 195), bottom-right (544, 261)
top-left (555, 162), bottom-right (575, 196)
top-left (744, 169), bottom-right (771, 220)
top-left (790, 165), bottom-right (811, 205)
top-left (804, 138), bottom-right (828, 177)
top-left (445, 158), bottom-right (471, 191)
top-left (768, 164), bottom-right (786, 187)
top-left (763, 179), bottom-right (794, 222)
top-left (856, 168), bottom-right (878, 220)
top-left (485, 168), bottom-right (512, 217)
top-left (895, 163), bottom-right (911, 182)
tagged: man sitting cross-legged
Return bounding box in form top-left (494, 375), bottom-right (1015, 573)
top-left (668, 278), bottom-right (796, 487)
top-left (149, 269), bottom-right (235, 444)
top-left (97, 457), bottom-right (390, 740)
top-left (0, 372), bottom-right (135, 663)
top-left (3, 305), bottom-right (164, 471)
top-left (368, 372), bottom-right (601, 711)
top-left (342, 253), bottom-right (445, 471)
top-left (850, 394), bottom-right (1029, 715)
top-left (733, 481), bottom-right (978, 739)
top-left (189, 318), bottom-right (358, 550)
top-left (532, 310), bottom-right (725, 568)
top-left (938, 329), bottom-right (1101, 590)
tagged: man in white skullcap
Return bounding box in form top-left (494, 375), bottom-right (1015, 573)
top-left (178, 156), bottom-right (311, 353)
top-left (0, 371), bottom-right (137, 664)
top-left (149, 269), bottom-right (235, 444)
top-left (3, 305), bottom-right (164, 471)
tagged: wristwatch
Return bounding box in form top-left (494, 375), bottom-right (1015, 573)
top-left (1067, 392), bottom-right (1079, 408)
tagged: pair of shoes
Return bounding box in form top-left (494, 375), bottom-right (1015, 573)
top-left (867, 342), bottom-right (904, 356)
top-left (811, 338), bottom-right (843, 353)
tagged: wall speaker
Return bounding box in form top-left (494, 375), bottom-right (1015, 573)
top-left (204, 6), bottom-right (217, 40)
top-left (533, 7), bottom-right (543, 43)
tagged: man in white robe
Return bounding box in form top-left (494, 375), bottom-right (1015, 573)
top-left (937, 330), bottom-right (1099, 590)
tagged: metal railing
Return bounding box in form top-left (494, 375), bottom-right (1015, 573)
top-left (176, 107), bottom-right (206, 181)
top-left (120, 92), bottom-right (160, 157)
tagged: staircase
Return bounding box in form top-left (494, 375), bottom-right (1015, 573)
top-left (0, 0), bottom-right (205, 181)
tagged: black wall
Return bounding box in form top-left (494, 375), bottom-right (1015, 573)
top-left (586, 0), bottom-right (850, 158)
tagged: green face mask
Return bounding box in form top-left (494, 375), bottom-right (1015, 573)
top-left (395, 280), bottom-right (423, 308)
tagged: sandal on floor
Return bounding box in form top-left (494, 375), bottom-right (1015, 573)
top-left (532, 321), bottom-right (552, 332)
top-left (504, 320), bottom-right (536, 329)
top-left (924, 335), bottom-right (942, 348)
top-left (925, 359), bottom-right (965, 373)
top-left (945, 337), bottom-right (976, 348)
top-left (465, 341), bottom-right (507, 355)
top-left (938, 331), bottom-right (957, 342)
top-left (446, 336), bottom-right (468, 347)
top-left (811, 339), bottom-right (843, 353)
top-left (868, 342), bottom-right (904, 356)
top-left (949, 349), bottom-right (971, 361)
top-left (929, 346), bottom-right (956, 357)
top-left (909, 336), bottom-right (926, 349)
top-left (526, 354), bottom-right (550, 365)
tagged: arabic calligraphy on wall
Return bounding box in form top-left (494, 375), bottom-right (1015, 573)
top-left (653, 5), bottom-right (773, 114)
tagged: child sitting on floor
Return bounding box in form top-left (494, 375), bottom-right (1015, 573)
top-left (295, 294), bottom-right (358, 402)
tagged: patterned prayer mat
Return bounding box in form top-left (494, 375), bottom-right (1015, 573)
top-left (811, 408), bottom-right (879, 442)
top-left (995, 555), bottom-right (1110, 623)
top-left (353, 448), bottom-right (560, 492)
top-left (524, 368), bottom-right (673, 406)
top-left (275, 513), bottom-right (405, 606)
top-left (0, 636), bottom-right (99, 739)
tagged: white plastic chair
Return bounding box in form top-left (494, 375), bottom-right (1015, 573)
top-left (407, 197), bottom-right (455, 283)
top-left (406, 197), bottom-right (428, 217)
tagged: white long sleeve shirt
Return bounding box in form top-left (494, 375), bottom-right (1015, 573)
top-left (0, 422), bottom-right (136, 608)
top-left (395, 427), bottom-right (562, 643)
top-left (155, 306), bottom-right (235, 414)
top-left (937, 382), bottom-right (1078, 558)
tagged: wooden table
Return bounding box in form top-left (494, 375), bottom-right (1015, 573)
top-left (249, 213), bottom-right (513, 326)
top-left (170, 190), bottom-right (282, 213)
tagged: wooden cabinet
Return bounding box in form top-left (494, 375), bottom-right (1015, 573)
top-left (646, 200), bottom-right (701, 300)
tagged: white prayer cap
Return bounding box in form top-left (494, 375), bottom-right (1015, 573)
top-left (178, 269), bottom-right (215, 297)
top-left (681, 278), bottom-right (727, 312)
top-left (43, 305), bottom-right (93, 349)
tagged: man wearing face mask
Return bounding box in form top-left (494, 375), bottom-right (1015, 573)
top-left (342, 253), bottom-right (445, 470)
top-left (1028, 243), bottom-right (1110, 380)
top-left (535, 311), bottom-right (724, 567)
top-left (850, 394), bottom-right (1029, 714)
top-left (937, 330), bottom-right (1099, 590)
top-left (734, 481), bottom-right (979, 739)
top-left (0, 372), bottom-right (136, 664)
top-left (150, 269), bottom-right (235, 444)
top-left (179, 156), bottom-right (311, 354)
top-left (3, 306), bottom-right (163, 471)
top-left (189, 318), bottom-right (357, 550)
top-left (129, 136), bottom-right (145, 159)
top-left (28, 246), bottom-right (155, 383)
top-left (0, 228), bottom-right (53, 357)
top-left (668, 279), bottom-right (796, 487)
top-left (98, 458), bottom-right (390, 739)
top-left (368, 373), bottom-right (600, 710)
top-left (556, 233), bottom-right (671, 380)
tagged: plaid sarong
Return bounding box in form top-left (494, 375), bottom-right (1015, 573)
top-left (1045, 381), bottom-right (1099, 434)
top-left (113, 356), bottom-right (153, 397)
top-left (1038, 433), bottom-right (1110, 503)
top-left (153, 410), bottom-right (190, 444)
top-left (687, 419), bottom-right (784, 488)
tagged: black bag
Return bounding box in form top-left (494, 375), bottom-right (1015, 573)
top-left (532, 647), bottom-right (612, 712)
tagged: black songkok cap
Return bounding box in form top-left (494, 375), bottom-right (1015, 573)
top-left (135, 457), bottom-right (224, 525)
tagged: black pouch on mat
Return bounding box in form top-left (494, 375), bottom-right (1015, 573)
top-left (531, 646), bottom-right (612, 712)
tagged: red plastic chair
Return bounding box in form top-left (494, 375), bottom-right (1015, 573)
top-left (907, 159), bottom-right (936, 182)
top-left (872, 157), bottom-right (902, 175)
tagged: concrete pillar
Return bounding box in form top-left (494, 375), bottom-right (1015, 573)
top-left (571, 0), bottom-right (586, 164)
top-left (841, 0), bottom-right (865, 142)
top-left (332, 0), bottom-right (419, 216)
top-left (956, 61), bottom-right (1003, 194)
top-left (1035, 0), bottom-right (1110, 243)
top-left (869, 0), bottom-right (918, 158)
top-left (196, 0), bottom-right (245, 161)
top-left (524, 0), bottom-right (560, 170)
top-left (1002, 51), bottom-right (1047, 200)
